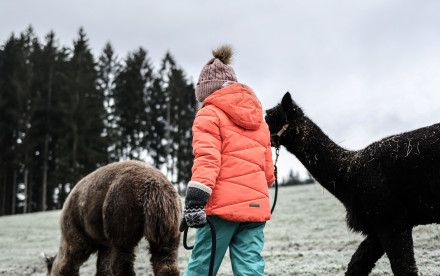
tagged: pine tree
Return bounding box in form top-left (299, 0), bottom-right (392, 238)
top-left (16, 29), bottom-right (34, 213)
top-left (0, 41), bottom-right (5, 215)
top-left (38, 31), bottom-right (57, 211)
top-left (158, 53), bottom-right (176, 179)
top-left (168, 67), bottom-right (196, 185)
top-left (58, 28), bottom-right (108, 195)
top-left (48, 45), bottom-right (71, 209)
top-left (0, 34), bottom-right (21, 215)
top-left (97, 42), bottom-right (119, 162)
top-left (145, 76), bottom-right (167, 167)
top-left (29, 31), bottom-right (67, 211)
top-left (26, 30), bottom-right (47, 212)
top-left (1, 27), bottom-right (39, 213)
top-left (159, 52), bottom-right (197, 191)
top-left (113, 47), bottom-right (153, 160)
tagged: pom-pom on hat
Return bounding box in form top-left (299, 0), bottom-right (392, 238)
top-left (195, 45), bottom-right (238, 102)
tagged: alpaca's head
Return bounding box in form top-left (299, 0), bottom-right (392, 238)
top-left (265, 92), bottom-right (304, 146)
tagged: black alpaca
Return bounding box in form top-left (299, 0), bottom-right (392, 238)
top-left (265, 92), bottom-right (440, 276)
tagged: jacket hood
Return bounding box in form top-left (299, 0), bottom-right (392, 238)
top-left (204, 83), bottom-right (263, 130)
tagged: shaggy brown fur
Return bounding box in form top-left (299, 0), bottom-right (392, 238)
top-left (43, 160), bottom-right (181, 276)
top-left (265, 92), bottom-right (440, 276)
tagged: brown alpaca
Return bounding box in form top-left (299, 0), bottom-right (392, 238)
top-left (43, 160), bottom-right (181, 276)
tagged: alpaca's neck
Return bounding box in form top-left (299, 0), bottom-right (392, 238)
top-left (282, 116), bottom-right (353, 198)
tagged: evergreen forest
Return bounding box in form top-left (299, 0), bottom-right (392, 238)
top-left (0, 26), bottom-right (197, 216)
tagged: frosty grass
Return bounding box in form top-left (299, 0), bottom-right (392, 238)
top-left (1, 184), bottom-right (439, 275)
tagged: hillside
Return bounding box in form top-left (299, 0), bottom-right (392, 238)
top-left (1, 184), bottom-right (439, 275)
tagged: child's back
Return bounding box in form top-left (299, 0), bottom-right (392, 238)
top-left (181, 45), bottom-right (275, 276)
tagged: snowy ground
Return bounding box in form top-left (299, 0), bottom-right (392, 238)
top-left (1, 184), bottom-right (440, 275)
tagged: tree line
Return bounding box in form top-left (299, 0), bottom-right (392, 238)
top-left (279, 169), bottom-right (315, 186)
top-left (0, 26), bottom-right (197, 216)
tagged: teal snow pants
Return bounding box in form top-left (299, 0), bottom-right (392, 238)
top-left (183, 215), bottom-right (266, 276)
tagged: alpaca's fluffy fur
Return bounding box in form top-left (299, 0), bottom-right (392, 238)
top-left (265, 92), bottom-right (440, 276)
top-left (44, 160), bottom-right (181, 276)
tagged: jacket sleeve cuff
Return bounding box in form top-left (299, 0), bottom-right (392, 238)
top-left (188, 181), bottom-right (212, 195)
top-left (185, 181), bottom-right (212, 209)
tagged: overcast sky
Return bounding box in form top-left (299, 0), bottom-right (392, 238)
top-left (1, 0), bottom-right (439, 180)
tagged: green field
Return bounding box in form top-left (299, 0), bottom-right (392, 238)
top-left (1, 184), bottom-right (439, 275)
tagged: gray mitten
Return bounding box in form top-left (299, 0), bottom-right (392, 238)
top-left (181, 181), bottom-right (211, 229)
top-left (184, 206), bottom-right (207, 228)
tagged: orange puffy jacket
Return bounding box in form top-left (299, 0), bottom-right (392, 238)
top-left (190, 83), bottom-right (275, 222)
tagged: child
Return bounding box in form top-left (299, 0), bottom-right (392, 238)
top-left (181, 45), bottom-right (275, 276)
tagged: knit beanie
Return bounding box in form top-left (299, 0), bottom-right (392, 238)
top-left (195, 45), bottom-right (238, 102)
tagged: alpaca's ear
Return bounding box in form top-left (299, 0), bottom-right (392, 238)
top-left (281, 92), bottom-right (294, 120)
top-left (40, 252), bottom-right (52, 264)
